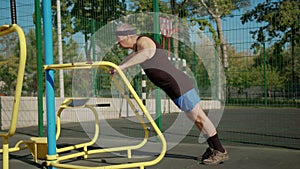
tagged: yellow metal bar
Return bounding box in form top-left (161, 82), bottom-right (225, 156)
top-left (48, 64), bottom-right (151, 150)
top-left (114, 62), bottom-right (167, 168)
top-left (44, 61), bottom-right (102, 70)
top-left (0, 24), bottom-right (27, 137)
top-left (127, 149), bottom-right (132, 159)
top-left (31, 95), bottom-right (148, 163)
top-left (109, 70), bottom-right (150, 151)
top-left (111, 74), bottom-right (149, 130)
top-left (55, 108), bottom-right (63, 140)
top-left (56, 137), bottom-right (149, 162)
top-left (0, 25), bottom-right (15, 36)
top-left (44, 61), bottom-right (167, 168)
top-left (0, 24), bottom-right (27, 169)
top-left (2, 138), bottom-right (9, 169)
top-left (0, 140), bottom-right (30, 154)
top-left (54, 67), bottom-right (149, 162)
top-left (83, 146), bottom-right (88, 159)
top-left (56, 104), bottom-right (99, 154)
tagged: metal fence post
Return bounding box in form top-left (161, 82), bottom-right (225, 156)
top-left (153, 0), bottom-right (162, 131)
top-left (35, 0), bottom-right (44, 137)
top-left (263, 42), bottom-right (267, 106)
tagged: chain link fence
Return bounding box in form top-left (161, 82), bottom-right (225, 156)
top-left (0, 0), bottom-right (299, 108)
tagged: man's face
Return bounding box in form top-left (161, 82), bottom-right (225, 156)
top-left (116, 35), bottom-right (130, 49)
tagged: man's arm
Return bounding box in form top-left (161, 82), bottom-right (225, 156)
top-left (119, 37), bottom-right (156, 70)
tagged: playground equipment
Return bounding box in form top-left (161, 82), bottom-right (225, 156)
top-left (40, 61), bottom-right (167, 169)
top-left (0, 54), bottom-right (166, 169)
top-left (0, 1), bottom-right (27, 169)
top-left (27, 98), bottom-right (101, 163)
top-left (0, 60), bottom-right (167, 169)
top-left (1, 1), bottom-right (166, 168)
top-left (0, 97), bottom-right (100, 164)
top-left (0, 23), bottom-right (27, 169)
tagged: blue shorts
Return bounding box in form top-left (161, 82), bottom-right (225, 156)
top-left (173, 88), bottom-right (201, 112)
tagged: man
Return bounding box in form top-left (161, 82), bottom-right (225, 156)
top-left (110, 23), bottom-right (229, 165)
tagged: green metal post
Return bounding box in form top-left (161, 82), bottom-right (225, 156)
top-left (0, 97), bottom-right (2, 129)
top-left (193, 42), bottom-right (199, 98)
top-left (215, 47), bottom-right (219, 100)
top-left (263, 43), bottom-right (267, 106)
top-left (135, 66), bottom-right (140, 96)
top-left (193, 42), bottom-right (196, 74)
top-left (35, 0), bottom-right (44, 137)
top-left (153, 0), bottom-right (162, 131)
top-left (92, 19), bottom-right (97, 96)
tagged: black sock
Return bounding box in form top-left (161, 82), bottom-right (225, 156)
top-left (207, 134), bottom-right (225, 153)
top-left (207, 138), bottom-right (214, 148)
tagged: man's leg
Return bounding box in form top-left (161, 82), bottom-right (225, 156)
top-left (186, 102), bottom-right (216, 137)
top-left (186, 102), bottom-right (228, 164)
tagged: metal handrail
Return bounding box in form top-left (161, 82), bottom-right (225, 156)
top-left (0, 24), bottom-right (27, 169)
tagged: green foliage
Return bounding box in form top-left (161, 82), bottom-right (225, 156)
top-left (253, 45), bottom-right (291, 77)
top-left (0, 32), bottom-right (19, 95)
top-left (241, 0), bottom-right (300, 50)
top-left (23, 29), bottom-right (38, 95)
top-left (51, 0), bottom-right (127, 62)
top-left (239, 0), bottom-right (300, 102)
top-left (227, 59), bottom-right (285, 97)
top-left (227, 53), bottom-right (253, 94)
top-left (0, 56), bottom-right (19, 95)
top-left (191, 19), bottom-right (219, 44)
top-left (251, 64), bottom-right (284, 91)
top-left (196, 0), bottom-right (250, 18)
top-left (53, 0), bottom-right (126, 38)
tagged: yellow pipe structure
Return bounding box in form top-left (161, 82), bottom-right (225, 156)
top-left (56, 100), bottom-right (99, 156)
top-left (0, 24), bottom-right (27, 169)
top-left (44, 61), bottom-right (167, 169)
top-left (53, 96), bottom-right (148, 163)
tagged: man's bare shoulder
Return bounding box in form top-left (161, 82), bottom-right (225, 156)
top-left (137, 36), bottom-right (156, 50)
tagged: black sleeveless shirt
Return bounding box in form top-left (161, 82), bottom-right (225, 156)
top-left (137, 36), bottom-right (194, 99)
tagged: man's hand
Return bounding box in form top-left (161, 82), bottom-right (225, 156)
top-left (108, 68), bottom-right (117, 76)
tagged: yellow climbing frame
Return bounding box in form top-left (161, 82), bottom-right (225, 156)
top-left (0, 24), bottom-right (27, 169)
top-left (43, 61), bottom-right (167, 169)
top-left (26, 98), bottom-right (100, 162)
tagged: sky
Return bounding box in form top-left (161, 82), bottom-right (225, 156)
top-left (0, 0), bottom-right (35, 29)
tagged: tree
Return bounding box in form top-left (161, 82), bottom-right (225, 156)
top-left (241, 0), bottom-right (300, 51)
top-left (18, 27), bottom-right (80, 96)
top-left (0, 55), bottom-right (19, 95)
top-left (52, 0), bottom-right (127, 61)
top-left (251, 65), bottom-right (284, 98)
top-left (0, 32), bottom-right (20, 95)
top-left (24, 29), bottom-right (38, 95)
top-left (193, 0), bottom-right (250, 69)
top-left (241, 0), bottom-right (300, 99)
top-left (226, 45), bottom-right (254, 98)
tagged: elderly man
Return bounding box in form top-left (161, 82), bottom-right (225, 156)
top-left (110, 23), bottom-right (229, 165)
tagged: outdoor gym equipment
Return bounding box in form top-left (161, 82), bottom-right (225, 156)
top-left (0, 0), bottom-right (166, 168)
top-left (27, 98), bottom-right (101, 163)
top-left (1, 61), bottom-right (167, 169)
top-left (0, 1), bottom-right (27, 168)
top-left (40, 61), bottom-right (167, 169)
top-left (0, 0), bottom-right (26, 169)
top-left (0, 24), bottom-right (27, 169)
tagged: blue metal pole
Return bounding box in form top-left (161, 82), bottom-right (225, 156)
top-left (42, 0), bottom-right (57, 168)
